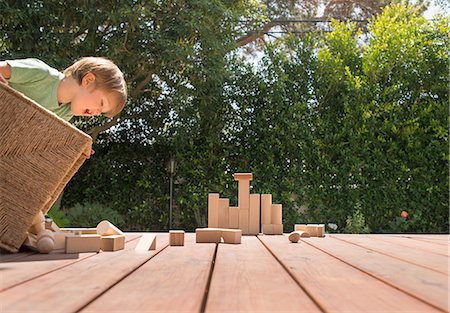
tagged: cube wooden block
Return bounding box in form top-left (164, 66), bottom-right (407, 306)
top-left (65, 234), bottom-right (101, 253)
top-left (218, 198), bottom-right (230, 228)
top-left (249, 194), bottom-right (260, 235)
top-left (273, 224), bottom-right (283, 235)
top-left (306, 224), bottom-right (319, 237)
top-left (53, 232), bottom-right (70, 250)
top-left (229, 207), bottom-right (239, 229)
top-left (196, 228), bottom-right (222, 243)
top-left (262, 224), bottom-right (274, 235)
top-left (135, 234), bottom-right (157, 251)
top-left (261, 194), bottom-right (272, 225)
top-left (0, 84), bottom-right (92, 253)
top-left (169, 230), bottom-right (185, 246)
top-left (239, 210), bottom-right (249, 235)
top-left (208, 193), bottom-right (220, 228)
top-left (271, 204), bottom-right (282, 225)
top-left (221, 229), bottom-right (242, 244)
top-left (101, 235), bottom-right (125, 251)
top-left (316, 224), bottom-right (325, 237)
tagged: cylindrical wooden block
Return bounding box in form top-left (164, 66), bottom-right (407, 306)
top-left (37, 230), bottom-right (54, 253)
top-left (288, 231), bottom-right (300, 243)
top-left (261, 194), bottom-right (272, 225)
top-left (271, 204), bottom-right (282, 224)
top-left (96, 220), bottom-right (123, 236)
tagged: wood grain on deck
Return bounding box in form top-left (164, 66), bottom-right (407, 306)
top-left (1, 233), bottom-right (448, 313)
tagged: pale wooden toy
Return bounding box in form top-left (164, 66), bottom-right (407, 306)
top-left (135, 234), bottom-right (157, 251)
top-left (271, 204), bottom-right (282, 225)
top-left (273, 224), bottom-right (283, 235)
top-left (261, 194), bottom-right (272, 226)
top-left (221, 229), bottom-right (242, 244)
top-left (294, 224), bottom-right (326, 237)
top-left (207, 193), bottom-right (220, 228)
top-left (169, 230), bottom-right (185, 246)
top-left (196, 228), bottom-right (222, 243)
top-left (29, 211), bottom-right (55, 254)
top-left (102, 235), bottom-right (126, 251)
top-left (288, 230), bottom-right (310, 243)
top-left (65, 234), bottom-right (101, 253)
top-left (233, 173), bottom-right (252, 210)
top-left (238, 210), bottom-right (249, 235)
top-left (218, 198), bottom-right (230, 228)
top-left (229, 207), bottom-right (239, 229)
top-left (262, 224), bottom-right (275, 235)
top-left (249, 194), bottom-right (260, 235)
top-left (96, 220), bottom-right (124, 236)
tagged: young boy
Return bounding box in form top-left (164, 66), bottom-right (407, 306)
top-left (0, 57), bottom-right (127, 121)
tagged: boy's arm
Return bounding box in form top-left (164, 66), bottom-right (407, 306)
top-left (0, 61), bottom-right (11, 84)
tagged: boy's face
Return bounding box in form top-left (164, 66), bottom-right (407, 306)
top-left (70, 73), bottom-right (114, 117)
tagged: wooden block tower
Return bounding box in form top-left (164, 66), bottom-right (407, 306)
top-left (207, 173), bottom-right (283, 235)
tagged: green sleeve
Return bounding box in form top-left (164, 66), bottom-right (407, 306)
top-left (7, 58), bottom-right (53, 84)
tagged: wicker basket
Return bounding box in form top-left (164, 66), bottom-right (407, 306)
top-left (0, 84), bottom-right (92, 252)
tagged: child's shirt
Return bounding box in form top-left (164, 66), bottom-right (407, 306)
top-left (6, 58), bottom-right (73, 121)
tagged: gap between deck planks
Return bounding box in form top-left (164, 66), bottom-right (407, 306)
top-left (204, 236), bottom-right (321, 312)
top-left (329, 234), bottom-right (449, 275)
top-left (80, 233), bottom-right (216, 313)
top-left (0, 234), bottom-right (142, 292)
top-left (259, 235), bottom-right (444, 313)
top-left (297, 236), bottom-right (449, 312)
top-left (0, 233), bottom-right (169, 313)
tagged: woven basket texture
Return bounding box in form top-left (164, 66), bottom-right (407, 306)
top-left (0, 84), bottom-right (92, 252)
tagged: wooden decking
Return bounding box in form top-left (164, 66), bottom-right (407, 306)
top-left (1, 233), bottom-right (448, 312)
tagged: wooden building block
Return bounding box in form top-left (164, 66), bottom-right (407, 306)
top-left (36, 230), bottom-right (55, 254)
top-left (196, 228), bottom-right (222, 243)
top-left (288, 231), bottom-right (310, 243)
top-left (65, 234), bottom-right (101, 253)
top-left (294, 224), bottom-right (308, 232)
top-left (261, 194), bottom-right (272, 225)
top-left (306, 224), bottom-right (319, 237)
top-left (238, 210), bottom-right (249, 235)
top-left (96, 221), bottom-right (123, 236)
top-left (234, 173), bottom-right (252, 210)
top-left (45, 218), bottom-right (60, 232)
top-left (169, 230), bottom-right (185, 246)
top-left (221, 229), bottom-right (242, 244)
top-left (208, 193), bottom-right (220, 228)
top-left (218, 198), bottom-right (230, 228)
top-left (53, 232), bottom-right (70, 250)
top-left (249, 194), bottom-right (260, 235)
top-left (135, 234), bottom-right (157, 250)
top-left (271, 204), bottom-right (282, 225)
top-left (262, 224), bottom-right (274, 235)
top-left (273, 224), bottom-right (283, 235)
top-left (102, 235), bottom-right (125, 251)
top-left (229, 207), bottom-right (239, 229)
top-left (0, 83), bottom-right (92, 253)
top-left (316, 224), bottom-right (325, 237)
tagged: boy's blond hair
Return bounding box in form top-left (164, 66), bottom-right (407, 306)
top-left (64, 57), bottom-right (127, 118)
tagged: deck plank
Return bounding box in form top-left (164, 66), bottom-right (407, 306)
top-left (0, 233), bottom-right (168, 313)
top-left (205, 236), bottom-right (321, 312)
top-left (81, 233), bottom-right (215, 313)
top-left (0, 234), bottom-right (141, 292)
top-left (301, 236), bottom-right (449, 312)
top-left (259, 235), bottom-right (442, 313)
top-left (330, 235), bottom-right (449, 275)
top-left (365, 235), bottom-right (449, 257)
